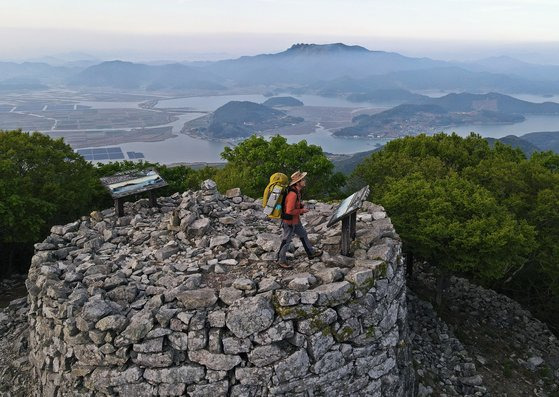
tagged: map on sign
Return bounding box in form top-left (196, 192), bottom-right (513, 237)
top-left (100, 169), bottom-right (167, 199)
top-left (327, 185), bottom-right (370, 227)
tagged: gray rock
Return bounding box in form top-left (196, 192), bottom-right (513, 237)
top-left (258, 277), bottom-right (280, 292)
top-left (177, 288), bottom-right (218, 310)
top-left (527, 356), bottom-right (544, 370)
top-left (176, 311), bottom-right (194, 326)
top-left (367, 357), bottom-right (395, 379)
top-left (256, 233), bottom-right (281, 252)
top-left (367, 243), bottom-right (392, 262)
top-left (146, 328), bottom-right (173, 339)
top-left (218, 259), bottom-right (238, 266)
top-left (133, 338), bottom-right (164, 353)
top-left (168, 332), bottom-right (189, 350)
top-left (208, 310), bottom-right (226, 328)
top-left (188, 329), bottom-right (208, 351)
top-left (133, 351), bottom-right (173, 368)
top-left (209, 235), bottom-right (230, 248)
top-left (189, 380), bottom-right (229, 397)
top-left (325, 254), bottom-right (355, 268)
top-left (312, 351), bottom-right (345, 374)
top-left (219, 287), bottom-right (243, 305)
top-left (253, 321), bottom-right (294, 345)
top-left (315, 268), bottom-right (344, 284)
top-left (313, 281), bottom-right (353, 306)
top-left (274, 350), bottom-right (310, 383)
top-left (219, 216), bottom-right (236, 225)
top-left (208, 328), bottom-right (222, 353)
top-left (158, 383), bottom-right (186, 396)
top-left (222, 337), bottom-right (252, 355)
top-left (235, 367), bottom-right (273, 385)
top-left (114, 383), bottom-right (157, 397)
top-left (189, 311), bottom-right (207, 330)
top-left (275, 290), bottom-right (300, 306)
top-left (156, 307), bottom-right (178, 327)
top-left (345, 267), bottom-right (374, 288)
top-left (417, 383), bottom-right (434, 397)
top-left (288, 277), bottom-right (312, 291)
top-left (297, 308), bottom-right (337, 335)
top-left (300, 291), bottom-right (318, 305)
top-left (119, 313), bottom-right (154, 343)
top-left (143, 365), bottom-right (205, 383)
top-left (74, 344), bottom-right (103, 366)
top-left (180, 213), bottom-right (198, 230)
top-left (188, 349), bottom-right (242, 371)
top-left (187, 218), bottom-right (210, 237)
top-left (81, 299), bottom-right (112, 322)
top-left (249, 344), bottom-right (289, 367)
top-left (308, 332), bottom-right (335, 360)
top-left (88, 367), bottom-right (142, 388)
top-left (460, 375), bottom-right (483, 386)
top-left (232, 278), bottom-right (255, 291)
top-left (155, 245), bottom-right (180, 261)
top-left (226, 295), bottom-right (275, 338)
top-left (96, 315), bottom-right (128, 332)
top-left (225, 188), bottom-right (241, 198)
top-left (201, 179), bottom-right (217, 190)
top-left (107, 284), bottom-right (138, 303)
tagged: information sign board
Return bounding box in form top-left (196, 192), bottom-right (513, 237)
top-left (100, 169), bottom-right (167, 199)
top-left (327, 185), bottom-right (370, 228)
top-left (100, 169), bottom-right (168, 216)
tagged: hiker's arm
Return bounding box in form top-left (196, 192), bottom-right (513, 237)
top-left (285, 192), bottom-right (306, 216)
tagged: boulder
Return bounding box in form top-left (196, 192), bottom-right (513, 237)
top-left (226, 295), bottom-right (275, 338)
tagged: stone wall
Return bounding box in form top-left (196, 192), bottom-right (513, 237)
top-left (26, 181), bottom-right (414, 396)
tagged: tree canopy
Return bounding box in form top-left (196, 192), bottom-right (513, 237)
top-left (0, 130), bottom-right (98, 244)
top-left (352, 132), bottom-right (559, 327)
top-left (216, 135), bottom-right (345, 199)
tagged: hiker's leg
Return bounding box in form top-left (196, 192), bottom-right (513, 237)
top-left (278, 224), bottom-right (294, 262)
top-left (293, 224), bottom-right (314, 256)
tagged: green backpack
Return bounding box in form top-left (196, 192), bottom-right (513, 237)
top-left (262, 173), bottom-right (289, 219)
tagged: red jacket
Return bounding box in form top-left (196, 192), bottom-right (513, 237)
top-left (284, 188), bottom-right (305, 225)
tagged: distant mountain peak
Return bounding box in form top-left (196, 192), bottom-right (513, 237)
top-left (284, 43), bottom-right (370, 55)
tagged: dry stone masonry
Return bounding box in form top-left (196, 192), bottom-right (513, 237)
top-left (26, 180), bottom-right (414, 396)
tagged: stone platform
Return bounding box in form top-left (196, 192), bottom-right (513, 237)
top-left (26, 180), bottom-right (414, 396)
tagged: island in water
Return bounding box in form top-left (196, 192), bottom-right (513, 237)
top-left (335, 92), bottom-right (559, 137)
top-left (262, 96), bottom-right (304, 107)
top-left (182, 101), bottom-right (304, 139)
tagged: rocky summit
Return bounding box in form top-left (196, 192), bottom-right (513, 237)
top-left (22, 180), bottom-right (414, 396)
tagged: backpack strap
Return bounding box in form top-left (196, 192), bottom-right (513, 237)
top-left (280, 186), bottom-right (296, 221)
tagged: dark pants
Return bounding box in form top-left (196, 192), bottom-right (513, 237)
top-left (278, 222), bottom-right (314, 262)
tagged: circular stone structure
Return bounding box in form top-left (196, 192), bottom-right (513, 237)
top-left (26, 180), bottom-right (414, 396)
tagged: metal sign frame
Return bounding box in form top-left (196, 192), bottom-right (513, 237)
top-left (327, 185), bottom-right (370, 256)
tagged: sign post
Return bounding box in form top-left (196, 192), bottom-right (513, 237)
top-left (100, 169), bottom-right (168, 217)
top-left (327, 186), bottom-right (370, 256)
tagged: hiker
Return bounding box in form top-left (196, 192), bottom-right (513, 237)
top-left (277, 171), bottom-right (323, 268)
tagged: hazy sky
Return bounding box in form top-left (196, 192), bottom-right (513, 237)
top-left (2, 0), bottom-right (559, 62)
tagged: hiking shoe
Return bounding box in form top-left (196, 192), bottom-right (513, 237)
top-left (308, 249), bottom-right (323, 259)
top-left (277, 261), bottom-right (293, 269)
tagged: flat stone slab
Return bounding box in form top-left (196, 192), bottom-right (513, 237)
top-left (188, 349), bottom-right (242, 371)
top-left (143, 365), bottom-right (205, 384)
top-left (313, 281), bottom-right (353, 306)
top-left (177, 288), bottom-right (218, 310)
top-left (154, 246), bottom-right (180, 261)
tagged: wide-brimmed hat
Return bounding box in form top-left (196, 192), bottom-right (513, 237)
top-left (289, 171), bottom-right (307, 186)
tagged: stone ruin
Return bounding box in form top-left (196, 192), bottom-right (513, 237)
top-left (26, 180), bottom-right (415, 396)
